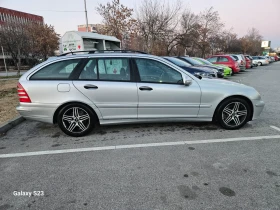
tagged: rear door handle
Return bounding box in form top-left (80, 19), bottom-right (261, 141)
top-left (139, 86), bottom-right (153, 91)
top-left (84, 84), bottom-right (98, 89)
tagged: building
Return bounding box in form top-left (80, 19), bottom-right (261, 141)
top-left (0, 7), bottom-right (43, 25)
top-left (0, 7), bottom-right (44, 69)
top-left (78, 23), bottom-right (104, 33)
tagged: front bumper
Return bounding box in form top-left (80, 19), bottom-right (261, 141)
top-left (223, 69), bottom-right (232, 77)
top-left (251, 100), bottom-right (265, 120)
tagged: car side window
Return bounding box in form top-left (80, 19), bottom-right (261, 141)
top-left (98, 58), bottom-right (131, 81)
top-left (79, 59), bottom-right (97, 80)
top-left (218, 57), bottom-right (229, 62)
top-left (135, 59), bottom-right (183, 84)
top-left (31, 59), bottom-right (81, 80)
top-left (207, 57), bottom-right (217, 63)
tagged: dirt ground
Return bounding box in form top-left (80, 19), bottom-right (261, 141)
top-left (0, 79), bottom-right (19, 125)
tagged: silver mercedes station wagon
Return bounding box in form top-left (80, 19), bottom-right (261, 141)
top-left (17, 51), bottom-right (265, 137)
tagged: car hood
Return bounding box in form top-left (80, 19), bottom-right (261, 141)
top-left (201, 77), bottom-right (242, 85)
top-left (191, 66), bottom-right (217, 73)
top-left (198, 77), bottom-right (261, 100)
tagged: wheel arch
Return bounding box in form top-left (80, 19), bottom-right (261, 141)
top-left (212, 95), bottom-right (254, 122)
top-left (53, 101), bottom-right (100, 125)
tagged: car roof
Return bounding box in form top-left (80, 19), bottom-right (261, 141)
top-left (47, 52), bottom-right (165, 63)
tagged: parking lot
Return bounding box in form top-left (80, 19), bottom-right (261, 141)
top-left (1, 62), bottom-right (280, 210)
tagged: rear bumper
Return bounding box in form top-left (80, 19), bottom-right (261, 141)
top-left (16, 103), bottom-right (56, 124)
top-left (239, 65), bottom-right (246, 71)
top-left (251, 100), bottom-right (265, 120)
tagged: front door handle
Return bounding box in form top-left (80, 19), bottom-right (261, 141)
top-left (84, 84), bottom-right (98, 89)
top-left (139, 86), bottom-right (153, 91)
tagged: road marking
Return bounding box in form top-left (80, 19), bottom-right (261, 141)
top-left (270, 125), bottom-right (280, 132)
top-left (1, 135), bottom-right (280, 158)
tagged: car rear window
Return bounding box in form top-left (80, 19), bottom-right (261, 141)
top-left (30, 59), bottom-right (81, 80)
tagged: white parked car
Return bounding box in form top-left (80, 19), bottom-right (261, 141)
top-left (252, 56), bottom-right (269, 66)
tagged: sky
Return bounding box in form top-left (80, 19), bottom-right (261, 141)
top-left (1, 0), bottom-right (280, 48)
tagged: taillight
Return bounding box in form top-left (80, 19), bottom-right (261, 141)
top-left (17, 83), bottom-right (31, 103)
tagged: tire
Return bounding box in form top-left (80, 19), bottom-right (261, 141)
top-left (57, 103), bottom-right (96, 137)
top-left (216, 98), bottom-right (251, 130)
top-left (258, 62), bottom-right (262, 66)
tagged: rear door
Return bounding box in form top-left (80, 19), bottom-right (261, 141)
top-left (134, 58), bottom-right (201, 118)
top-left (73, 57), bottom-right (138, 119)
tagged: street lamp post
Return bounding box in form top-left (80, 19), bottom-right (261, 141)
top-left (1, 46), bottom-right (8, 77)
top-left (84, 0), bottom-right (89, 32)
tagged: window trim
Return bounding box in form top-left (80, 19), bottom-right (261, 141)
top-left (133, 58), bottom-right (184, 85)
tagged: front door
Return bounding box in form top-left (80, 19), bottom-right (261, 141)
top-left (73, 57), bottom-right (138, 119)
top-left (134, 58), bottom-right (201, 118)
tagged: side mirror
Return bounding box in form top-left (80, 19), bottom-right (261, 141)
top-left (182, 74), bottom-right (192, 86)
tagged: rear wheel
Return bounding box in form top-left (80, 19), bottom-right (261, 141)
top-left (57, 103), bottom-right (96, 137)
top-left (216, 98), bottom-right (251, 130)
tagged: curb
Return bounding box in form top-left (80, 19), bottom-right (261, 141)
top-left (0, 116), bottom-right (25, 134)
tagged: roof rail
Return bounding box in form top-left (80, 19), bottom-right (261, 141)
top-left (58, 49), bottom-right (148, 56)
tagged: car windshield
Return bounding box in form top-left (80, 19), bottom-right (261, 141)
top-left (164, 57), bottom-right (192, 67)
top-left (181, 57), bottom-right (203, 65)
top-left (194, 58), bottom-right (213, 65)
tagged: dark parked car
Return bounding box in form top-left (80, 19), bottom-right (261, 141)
top-left (177, 56), bottom-right (224, 78)
top-left (163, 57), bottom-right (217, 78)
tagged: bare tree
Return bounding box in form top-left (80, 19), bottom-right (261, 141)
top-left (245, 28), bottom-right (262, 55)
top-left (194, 7), bottom-right (224, 57)
top-left (0, 21), bottom-right (28, 75)
top-left (26, 23), bottom-right (60, 61)
top-left (136, 0), bottom-right (181, 55)
top-left (179, 9), bottom-right (200, 55)
top-left (96, 0), bottom-right (137, 46)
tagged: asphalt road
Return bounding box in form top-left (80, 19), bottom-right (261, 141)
top-left (1, 62), bottom-right (280, 210)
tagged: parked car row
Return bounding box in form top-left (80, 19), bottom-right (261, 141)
top-left (205, 54), bottom-right (279, 76)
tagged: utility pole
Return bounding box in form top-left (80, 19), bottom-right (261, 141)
top-left (1, 46), bottom-right (8, 77)
top-left (84, 0), bottom-right (89, 32)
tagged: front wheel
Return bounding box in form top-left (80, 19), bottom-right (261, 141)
top-left (57, 103), bottom-right (96, 137)
top-left (258, 62), bottom-right (262, 66)
top-left (216, 98), bottom-right (251, 130)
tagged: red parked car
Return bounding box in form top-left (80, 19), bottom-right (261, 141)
top-left (274, 56), bottom-right (279, 61)
top-left (245, 57), bottom-right (251, 69)
top-left (207, 55), bottom-right (240, 74)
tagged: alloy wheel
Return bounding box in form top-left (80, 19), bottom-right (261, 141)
top-left (62, 107), bottom-right (90, 134)
top-left (222, 102), bottom-right (247, 127)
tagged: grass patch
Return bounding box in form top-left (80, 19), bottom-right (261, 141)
top-left (0, 75), bottom-right (21, 79)
top-left (0, 80), bottom-right (19, 125)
